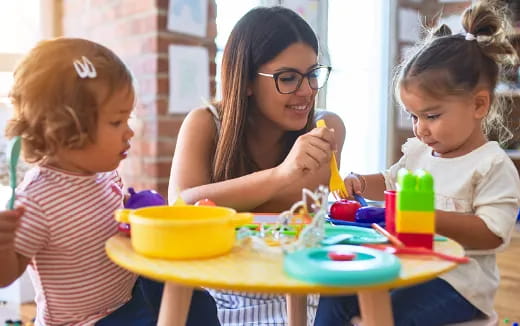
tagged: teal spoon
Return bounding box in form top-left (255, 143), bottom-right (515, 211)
top-left (6, 136), bottom-right (21, 209)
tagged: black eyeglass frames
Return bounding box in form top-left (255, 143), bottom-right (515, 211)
top-left (257, 65), bottom-right (332, 94)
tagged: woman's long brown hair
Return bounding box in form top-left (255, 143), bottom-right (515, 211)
top-left (212, 6), bottom-right (319, 182)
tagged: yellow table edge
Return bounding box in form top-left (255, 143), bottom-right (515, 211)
top-left (106, 234), bottom-right (464, 295)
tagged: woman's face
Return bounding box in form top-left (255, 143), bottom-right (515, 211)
top-left (251, 42), bottom-right (319, 131)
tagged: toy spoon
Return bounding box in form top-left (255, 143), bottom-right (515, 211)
top-left (6, 136), bottom-right (21, 209)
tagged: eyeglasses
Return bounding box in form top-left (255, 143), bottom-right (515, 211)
top-left (257, 65), bottom-right (332, 94)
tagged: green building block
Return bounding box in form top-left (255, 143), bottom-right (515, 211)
top-left (397, 168), bottom-right (434, 212)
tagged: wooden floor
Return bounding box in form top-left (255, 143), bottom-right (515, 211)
top-left (495, 226), bottom-right (520, 324)
top-left (2, 228), bottom-right (520, 325)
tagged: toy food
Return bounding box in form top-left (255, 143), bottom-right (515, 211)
top-left (194, 198), bottom-right (216, 206)
top-left (355, 206), bottom-right (385, 224)
top-left (329, 199), bottom-right (361, 221)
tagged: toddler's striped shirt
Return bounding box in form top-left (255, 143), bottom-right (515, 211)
top-left (14, 166), bottom-right (136, 326)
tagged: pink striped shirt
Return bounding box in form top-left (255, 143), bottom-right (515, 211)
top-left (14, 166), bottom-right (137, 326)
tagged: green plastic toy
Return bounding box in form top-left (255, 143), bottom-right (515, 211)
top-left (397, 168), bottom-right (434, 212)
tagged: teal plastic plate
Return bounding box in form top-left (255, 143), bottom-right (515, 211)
top-left (324, 224), bottom-right (388, 245)
top-left (284, 244), bottom-right (401, 286)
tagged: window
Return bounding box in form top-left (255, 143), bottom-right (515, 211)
top-left (326, 0), bottom-right (392, 174)
top-left (214, 0), bottom-right (394, 174)
top-left (214, 0), bottom-right (262, 100)
top-left (0, 0), bottom-right (45, 192)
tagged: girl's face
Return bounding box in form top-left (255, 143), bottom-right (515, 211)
top-left (50, 86), bottom-right (135, 174)
top-left (251, 42), bottom-right (319, 131)
top-left (399, 83), bottom-right (488, 158)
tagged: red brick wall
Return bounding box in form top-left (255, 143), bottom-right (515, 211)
top-left (61, 0), bottom-right (217, 198)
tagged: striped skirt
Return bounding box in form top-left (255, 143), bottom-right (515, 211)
top-left (207, 290), bottom-right (318, 325)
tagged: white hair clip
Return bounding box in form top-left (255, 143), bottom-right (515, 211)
top-left (73, 56), bottom-right (97, 79)
top-left (477, 35), bottom-right (493, 42)
top-left (465, 33), bottom-right (476, 41)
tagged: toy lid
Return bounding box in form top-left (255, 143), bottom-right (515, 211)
top-left (284, 244), bottom-right (401, 286)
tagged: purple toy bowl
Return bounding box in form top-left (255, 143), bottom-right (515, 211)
top-left (125, 187), bottom-right (166, 209)
top-left (118, 187), bottom-right (167, 236)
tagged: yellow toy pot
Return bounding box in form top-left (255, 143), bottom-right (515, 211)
top-left (115, 205), bottom-right (253, 259)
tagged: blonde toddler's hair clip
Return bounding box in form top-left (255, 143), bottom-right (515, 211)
top-left (73, 56), bottom-right (97, 79)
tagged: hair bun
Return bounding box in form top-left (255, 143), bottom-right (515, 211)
top-left (433, 24), bottom-right (452, 37)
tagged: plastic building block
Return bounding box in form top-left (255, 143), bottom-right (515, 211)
top-left (396, 233), bottom-right (434, 249)
top-left (397, 169), bottom-right (434, 212)
top-left (395, 211), bottom-right (435, 234)
top-left (396, 169), bottom-right (435, 249)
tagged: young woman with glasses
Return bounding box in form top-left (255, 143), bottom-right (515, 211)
top-left (168, 5), bottom-right (345, 325)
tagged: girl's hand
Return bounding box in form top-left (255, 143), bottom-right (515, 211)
top-left (276, 127), bottom-right (335, 180)
top-left (344, 173), bottom-right (365, 197)
top-left (0, 207), bottom-right (24, 251)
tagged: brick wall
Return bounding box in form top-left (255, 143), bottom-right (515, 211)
top-left (61, 0), bottom-right (217, 198)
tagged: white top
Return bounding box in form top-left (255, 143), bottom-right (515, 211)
top-left (14, 166), bottom-right (137, 326)
top-left (383, 138), bottom-right (520, 316)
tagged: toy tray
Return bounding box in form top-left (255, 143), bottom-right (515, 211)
top-left (324, 224), bottom-right (388, 245)
top-left (326, 217), bottom-right (385, 228)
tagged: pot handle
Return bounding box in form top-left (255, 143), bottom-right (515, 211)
top-left (115, 208), bottom-right (132, 223)
top-left (230, 212), bottom-right (254, 227)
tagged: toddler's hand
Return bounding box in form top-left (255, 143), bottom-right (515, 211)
top-left (277, 127), bottom-right (335, 180)
top-left (344, 173), bottom-right (365, 198)
top-left (0, 207), bottom-right (24, 251)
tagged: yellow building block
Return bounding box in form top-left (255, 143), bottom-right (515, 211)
top-left (396, 210), bottom-right (435, 234)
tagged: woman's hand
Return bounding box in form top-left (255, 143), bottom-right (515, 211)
top-left (275, 126), bottom-right (335, 180)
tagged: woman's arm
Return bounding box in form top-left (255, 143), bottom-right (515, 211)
top-left (169, 108), bottom-right (337, 211)
top-left (169, 108), bottom-right (289, 210)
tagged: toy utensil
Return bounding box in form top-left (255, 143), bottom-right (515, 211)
top-left (6, 136), bottom-right (21, 210)
top-left (172, 186), bottom-right (187, 206)
top-left (316, 119), bottom-right (349, 199)
top-left (353, 194), bottom-right (368, 207)
top-left (371, 223), bottom-right (404, 248)
top-left (365, 244), bottom-right (469, 264)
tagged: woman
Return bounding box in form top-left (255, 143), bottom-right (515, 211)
top-left (169, 6), bottom-right (346, 325)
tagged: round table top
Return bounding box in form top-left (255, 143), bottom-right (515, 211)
top-left (106, 234), bottom-right (465, 295)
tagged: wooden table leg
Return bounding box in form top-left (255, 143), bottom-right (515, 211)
top-left (158, 282), bottom-right (194, 326)
top-left (286, 294), bottom-right (307, 326)
top-left (357, 290), bottom-right (393, 326)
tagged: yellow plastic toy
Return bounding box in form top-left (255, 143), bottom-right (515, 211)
top-left (115, 205), bottom-right (252, 259)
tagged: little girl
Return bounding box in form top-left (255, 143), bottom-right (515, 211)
top-left (316, 2), bottom-right (520, 325)
top-left (0, 37), bottom-right (219, 326)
